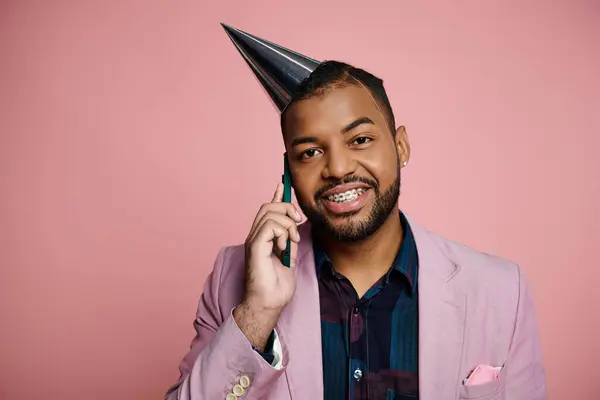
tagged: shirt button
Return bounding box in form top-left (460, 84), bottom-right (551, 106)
top-left (353, 307), bottom-right (359, 315)
top-left (353, 368), bottom-right (363, 381)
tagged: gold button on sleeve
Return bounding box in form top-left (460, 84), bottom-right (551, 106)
top-left (232, 384), bottom-right (244, 396)
top-left (239, 375), bottom-right (251, 388)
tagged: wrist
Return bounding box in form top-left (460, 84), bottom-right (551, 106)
top-left (233, 302), bottom-right (280, 351)
top-left (239, 298), bottom-right (284, 320)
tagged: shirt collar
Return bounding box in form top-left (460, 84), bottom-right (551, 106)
top-left (313, 211), bottom-right (419, 294)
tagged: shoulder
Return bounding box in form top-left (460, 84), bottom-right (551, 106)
top-left (410, 219), bottom-right (525, 303)
top-left (419, 225), bottom-right (530, 333)
top-left (433, 230), bottom-right (520, 284)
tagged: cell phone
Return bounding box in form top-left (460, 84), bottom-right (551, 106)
top-left (282, 153), bottom-right (292, 268)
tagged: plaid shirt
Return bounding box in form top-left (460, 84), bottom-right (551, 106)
top-left (257, 212), bottom-right (419, 399)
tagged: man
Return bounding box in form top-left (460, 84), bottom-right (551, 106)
top-left (165, 26), bottom-right (547, 400)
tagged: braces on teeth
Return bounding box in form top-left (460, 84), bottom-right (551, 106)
top-left (328, 188), bottom-right (366, 203)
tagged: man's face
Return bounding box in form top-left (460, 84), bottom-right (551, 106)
top-left (283, 84), bottom-right (409, 242)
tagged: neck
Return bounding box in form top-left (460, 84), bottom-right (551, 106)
top-left (317, 208), bottom-right (404, 279)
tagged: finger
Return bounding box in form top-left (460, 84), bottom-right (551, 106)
top-left (253, 212), bottom-right (301, 243)
top-left (253, 220), bottom-right (288, 249)
top-left (264, 202), bottom-right (302, 222)
top-left (250, 202), bottom-right (302, 232)
top-left (271, 183), bottom-right (284, 203)
top-left (273, 240), bottom-right (298, 269)
top-left (289, 241), bottom-right (298, 269)
top-left (272, 240), bottom-right (282, 259)
top-left (276, 232), bottom-right (288, 253)
top-left (249, 184), bottom-right (294, 230)
top-left (248, 215), bottom-right (299, 249)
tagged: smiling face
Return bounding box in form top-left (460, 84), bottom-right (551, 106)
top-left (282, 83), bottom-right (410, 242)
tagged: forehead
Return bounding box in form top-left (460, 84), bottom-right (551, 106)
top-left (283, 84), bottom-right (386, 137)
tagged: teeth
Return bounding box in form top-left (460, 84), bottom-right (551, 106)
top-left (327, 188), bottom-right (367, 203)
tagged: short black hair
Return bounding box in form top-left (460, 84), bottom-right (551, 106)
top-left (281, 60), bottom-right (396, 135)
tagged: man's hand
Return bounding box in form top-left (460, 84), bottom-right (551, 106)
top-left (233, 183), bottom-right (302, 351)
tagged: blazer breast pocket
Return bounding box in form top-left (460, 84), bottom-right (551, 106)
top-left (458, 364), bottom-right (507, 400)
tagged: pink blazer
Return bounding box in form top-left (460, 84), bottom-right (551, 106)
top-left (165, 214), bottom-right (547, 399)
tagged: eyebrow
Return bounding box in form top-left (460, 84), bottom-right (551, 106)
top-left (290, 116), bottom-right (376, 148)
top-left (291, 136), bottom-right (319, 147)
top-left (341, 116), bottom-right (375, 133)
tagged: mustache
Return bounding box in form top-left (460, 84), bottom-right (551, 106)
top-left (314, 175), bottom-right (379, 200)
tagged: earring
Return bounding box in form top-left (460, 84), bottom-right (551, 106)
top-left (402, 161), bottom-right (407, 166)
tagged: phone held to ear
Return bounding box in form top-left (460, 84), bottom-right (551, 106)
top-left (282, 154), bottom-right (292, 268)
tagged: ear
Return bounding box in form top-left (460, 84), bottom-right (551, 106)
top-left (395, 125), bottom-right (410, 168)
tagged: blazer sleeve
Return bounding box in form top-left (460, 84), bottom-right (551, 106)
top-left (504, 265), bottom-right (548, 399)
top-left (164, 247), bottom-right (286, 400)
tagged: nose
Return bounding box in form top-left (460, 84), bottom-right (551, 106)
top-left (321, 147), bottom-right (357, 180)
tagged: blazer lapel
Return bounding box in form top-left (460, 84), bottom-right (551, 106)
top-left (276, 222), bottom-right (324, 399)
top-left (408, 216), bottom-right (467, 400)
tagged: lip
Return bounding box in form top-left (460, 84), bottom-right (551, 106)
top-left (322, 188), bottom-right (372, 215)
top-left (321, 183), bottom-right (371, 198)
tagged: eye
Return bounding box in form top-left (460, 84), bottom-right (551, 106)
top-left (353, 136), bottom-right (372, 145)
top-left (300, 148), bottom-right (322, 159)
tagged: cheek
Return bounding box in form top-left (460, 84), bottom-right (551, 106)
top-left (359, 149), bottom-right (398, 183)
top-left (291, 170), bottom-right (319, 203)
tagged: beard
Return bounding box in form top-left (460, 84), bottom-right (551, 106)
top-left (296, 170), bottom-right (401, 243)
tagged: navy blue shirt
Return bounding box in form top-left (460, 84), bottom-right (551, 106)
top-left (258, 213), bottom-right (419, 399)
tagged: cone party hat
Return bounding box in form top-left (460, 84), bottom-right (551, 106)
top-left (221, 23), bottom-right (320, 113)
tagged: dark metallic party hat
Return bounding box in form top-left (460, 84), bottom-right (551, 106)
top-left (221, 23), bottom-right (320, 113)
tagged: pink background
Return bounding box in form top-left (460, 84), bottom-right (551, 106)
top-left (1, 1), bottom-right (599, 399)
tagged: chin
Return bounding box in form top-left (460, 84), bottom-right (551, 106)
top-left (325, 207), bottom-right (368, 221)
top-left (318, 212), bottom-right (384, 243)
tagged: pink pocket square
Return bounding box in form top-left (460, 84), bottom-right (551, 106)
top-left (463, 364), bottom-right (503, 386)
